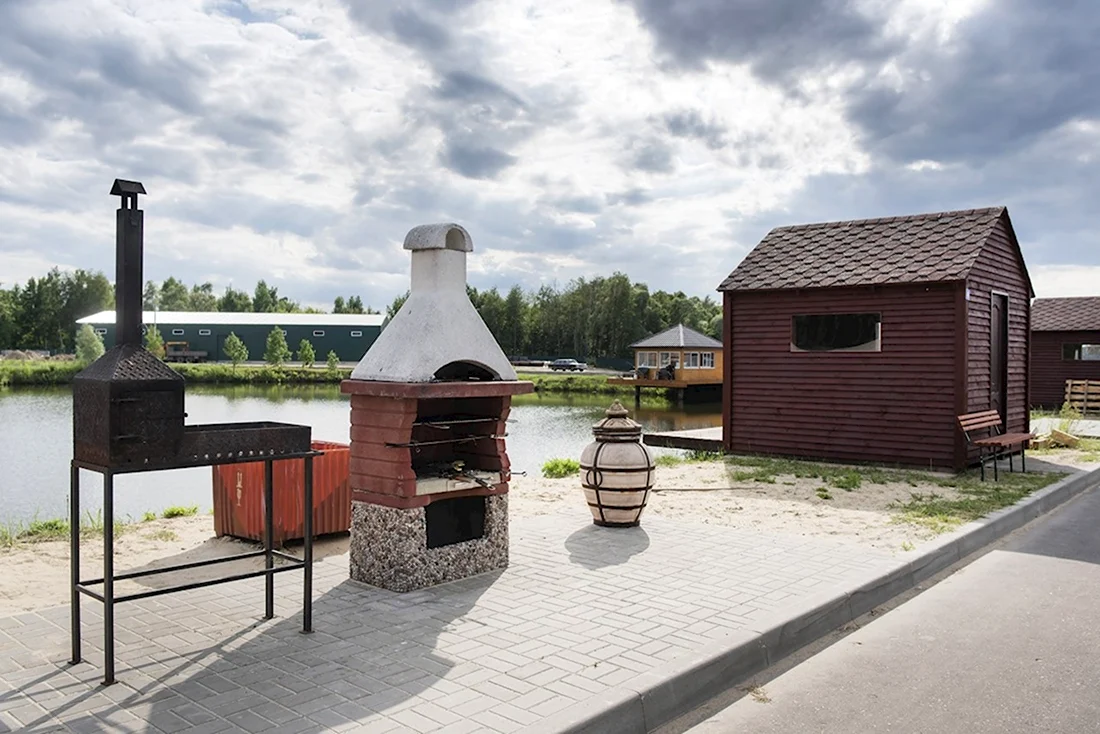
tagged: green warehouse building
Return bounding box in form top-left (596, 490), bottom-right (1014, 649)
top-left (76, 311), bottom-right (385, 363)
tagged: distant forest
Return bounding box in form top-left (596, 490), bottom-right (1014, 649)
top-left (0, 269), bottom-right (721, 359)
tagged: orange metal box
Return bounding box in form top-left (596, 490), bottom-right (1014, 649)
top-left (212, 440), bottom-right (350, 544)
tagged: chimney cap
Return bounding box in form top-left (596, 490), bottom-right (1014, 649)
top-left (110, 179), bottom-right (147, 196)
top-left (403, 223), bottom-right (473, 253)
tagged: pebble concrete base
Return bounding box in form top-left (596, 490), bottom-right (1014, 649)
top-left (349, 494), bottom-right (508, 592)
top-left (532, 466), bottom-right (1100, 734)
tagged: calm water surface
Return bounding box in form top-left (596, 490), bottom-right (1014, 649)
top-left (0, 386), bottom-right (720, 523)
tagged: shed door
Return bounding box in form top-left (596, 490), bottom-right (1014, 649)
top-left (991, 294), bottom-right (1009, 424)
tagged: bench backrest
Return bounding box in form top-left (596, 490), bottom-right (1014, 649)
top-left (958, 410), bottom-right (1003, 442)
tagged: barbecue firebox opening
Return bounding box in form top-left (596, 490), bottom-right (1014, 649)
top-left (433, 360), bottom-right (498, 382)
top-left (425, 496), bottom-right (486, 549)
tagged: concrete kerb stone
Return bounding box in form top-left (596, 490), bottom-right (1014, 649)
top-left (534, 466), bottom-right (1100, 734)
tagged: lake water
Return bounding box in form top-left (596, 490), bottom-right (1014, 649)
top-left (0, 386), bottom-right (720, 523)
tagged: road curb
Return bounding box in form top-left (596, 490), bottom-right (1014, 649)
top-left (529, 466), bottom-right (1100, 734)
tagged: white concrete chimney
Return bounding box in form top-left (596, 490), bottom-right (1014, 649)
top-left (350, 224), bottom-right (517, 383)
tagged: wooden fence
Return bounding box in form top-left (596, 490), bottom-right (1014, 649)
top-left (1064, 380), bottom-right (1100, 415)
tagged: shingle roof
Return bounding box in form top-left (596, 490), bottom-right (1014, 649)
top-left (718, 207), bottom-right (1007, 292)
top-left (1032, 297), bottom-right (1100, 332)
top-left (630, 324), bottom-right (722, 349)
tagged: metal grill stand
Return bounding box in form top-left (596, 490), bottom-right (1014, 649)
top-left (70, 451), bottom-right (317, 685)
top-left (69, 180), bottom-right (317, 685)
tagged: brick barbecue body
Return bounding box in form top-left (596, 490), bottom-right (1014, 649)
top-left (341, 224), bottom-right (532, 592)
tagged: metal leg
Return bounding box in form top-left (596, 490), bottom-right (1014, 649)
top-left (302, 455), bottom-right (313, 634)
top-left (264, 459), bottom-right (274, 620)
top-left (103, 472), bottom-right (115, 686)
top-left (993, 451), bottom-right (999, 481)
top-left (70, 463), bottom-right (81, 665)
top-left (1009, 452), bottom-right (1014, 473)
top-left (1022, 448), bottom-right (1027, 473)
top-left (980, 450), bottom-right (986, 481)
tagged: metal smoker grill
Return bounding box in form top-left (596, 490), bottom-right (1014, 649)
top-left (69, 180), bottom-right (319, 685)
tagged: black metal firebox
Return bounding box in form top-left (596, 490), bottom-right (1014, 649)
top-left (70, 180), bottom-right (319, 686)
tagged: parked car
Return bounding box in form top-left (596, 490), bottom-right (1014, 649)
top-left (549, 358), bottom-right (588, 372)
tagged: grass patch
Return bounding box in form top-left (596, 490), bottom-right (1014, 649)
top-left (142, 511), bottom-right (158, 523)
top-left (541, 458), bottom-right (581, 479)
top-left (892, 471), bottom-right (1064, 534)
top-left (162, 505), bottom-right (199, 519)
top-left (0, 510), bottom-right (130, 547)
top-left (516, 371), bottom-right (636, 397)
top-left (815, 487), bottom-right (833, 500)
top-left (655, 454), bottom-right (685, 468)
top-left (685, 450), bottom-right (724, 462)
top-left (144, 529), bottom-right (179, 542)
top-left (829, 470), bottom-right (862, 491)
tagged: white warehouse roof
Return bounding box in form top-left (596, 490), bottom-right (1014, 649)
top-left (77, 311), bottom-right (386, 327)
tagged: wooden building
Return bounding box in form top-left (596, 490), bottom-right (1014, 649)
top-left (1030, 297), bottom-right (1100, 409)
top-left (607, 324), bottom-right (722, 402)
top-left (717, 207), bottom-right (1032, 470)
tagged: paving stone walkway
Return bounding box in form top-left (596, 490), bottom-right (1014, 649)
top-left (0, 508), bottom-right (900, 733)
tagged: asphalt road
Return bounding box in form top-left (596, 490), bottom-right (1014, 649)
top-left (686, 483), bottom-right (1100, 734)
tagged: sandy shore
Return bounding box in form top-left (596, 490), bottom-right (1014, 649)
top-left (2, 452), bottom-right (1094, 616)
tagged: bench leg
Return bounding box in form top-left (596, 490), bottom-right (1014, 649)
top-left (979, 451), bottom-right (985, 481)
top-left (993, 450), bottom-right (999, 481)
top-left (1022, 448), bottom-right (1026, 473)
top-left (1009, 452), bottom-right (1014, 473)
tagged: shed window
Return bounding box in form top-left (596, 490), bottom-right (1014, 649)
top-left (198, 329), bottom-right (211, 336)
top-left (313, 330), bottom-right (325, 337)
top-left (659, 351), bottom-right (677, 367)
top-left (701, 352), bottom-right (715, 368)
top-left (1063, 343), bottom-right (1100, 361)
top-left (350, 330), bottom-right (363, 337)
top-left (171, 328), bottom-right (185, 336)
top-left (94, 328), bottom-right (107, 336)
top-left (636, 351), bottom-right (658, 368)
top-left (684, 352), bottom-right (700, 368)
top-left (792, 313), bottom-right (881, 353)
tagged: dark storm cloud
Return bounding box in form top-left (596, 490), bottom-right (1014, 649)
top-left (621, 0), bottom-right (895, 85)
top-left (847, 0), bottom-right (1100, 165)
top-left (163, 192), bottom-right (337, 238)
top-left (0, 3), bottom-right (208, 144)
top-left (341, 0), bottom-right (576, 180)
top-left (663, 110), bottom-right (727, 149)
top-left (628, 138), bottom-right (675, 173)
top-left (440, 143), bottom-right (519, 179)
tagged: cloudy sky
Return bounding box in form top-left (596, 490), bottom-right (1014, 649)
top-left (1, 0), bottom-right (1097, 310)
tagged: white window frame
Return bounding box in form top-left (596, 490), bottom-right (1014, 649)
top-left (683, 352), bottom-right (701, 368)
top-left (198, 329), bottom-right (211, 336)
top-left (636, 351), bottom-right (658, 368)
top-left (700, 352), bottom-right (715, 369)
top-left (171, 328), bottom-right (185, 336)
top-left (313, 330), bottom-right (325, 337)
top-left (350, 330), bottom-right (363, 337)
top-left (281, 330), bottom-right (288, 336)
top-left (659, 351), bottom-right (676, 367)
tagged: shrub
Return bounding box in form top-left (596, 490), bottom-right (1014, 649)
top-left (162, 505), bottom-right (199, 519)
top-left (144, 325), bottom-right (165, 359)
top-left (264, 327), bottom-right (291, 367)
top-left (75, 324), bottom-right (105, 364)
top-left (326, 350), bottom-right (340, 374)
top-left (297, 339), bottom-right (316, 368)
top-left (223, 331), bottom-right (248, 367)
top-left (541, 458), bottom-right (581, 478)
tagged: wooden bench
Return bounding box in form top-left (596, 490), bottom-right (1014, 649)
top-left (958, 410), bottom-right (1035, 481)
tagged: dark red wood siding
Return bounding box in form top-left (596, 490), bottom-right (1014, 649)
top-left (725, 283), bottom-right (959, 468)
top-left (965, 217), bottom-right (1031, 440)
top-left (1031, 330), bottom-right (1100, 408)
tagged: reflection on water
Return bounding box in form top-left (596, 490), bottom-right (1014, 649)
top-left (0, 385), bottom-right (719, 523)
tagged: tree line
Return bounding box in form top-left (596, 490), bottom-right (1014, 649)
top-left (4, 269), bottom-right (721, 359)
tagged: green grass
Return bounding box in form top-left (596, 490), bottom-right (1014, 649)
top-left (0, 510), bottom-right (130, 547)
top-left (142, 511), bottom-right (157, 523)
top-left (515, 371), bottom-right (638, 396)
top-left (541, 458), bottom-right (581, 479)
top-left (655, 454), bottom-right (685, 468)
top-left (815, 487), bottom-right (833, 500)
top-left (144, 529), bottom-right (179, 542)
top-left (162, 505), bottom-right (199, 519)
top-left (829, 470), bottom-right (862, 491)
top-left (892, 470), bottom-right (1064, 534)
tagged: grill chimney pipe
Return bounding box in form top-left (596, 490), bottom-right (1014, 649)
top-left (110, 179), bottom-right (147, 347)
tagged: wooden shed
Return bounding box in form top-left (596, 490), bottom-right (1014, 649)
top-left (1030, 297), bottom-right (1100, 409)
top-left (717, 207), bottom-right (1032, 470)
